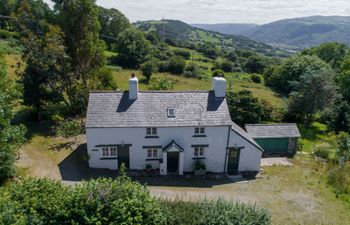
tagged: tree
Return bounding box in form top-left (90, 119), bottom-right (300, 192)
top-left (220, 60), bottom-right (233, 73)
top-left (141, 61), bottom-right (158, 82)
top-left (267, 55), bottom-right (331, 94)
top-left (98, 6), bottom-right (130, 47)
top-left (226, 90), bottom-right (272, 126)
top-left (21, 25), bottom-right (68, 121)
top-left (339, 53), bottom-right (350, 103)
top-left (302, 42), bottom-right (348, 71)
top-left (53, 0), bottom-right (107, 114)
top-left (115, 28), bottom-right (150, 68)
top-left (288, 68), bottom-right (337, 126)
top-left (0, 53), bottom-right (26, 182)
top-left (323, 99), bottom-right (350, 134)
top-left (167, 56), bottom-right (186, 75)
top-left (243, 55), bottom-right (267, 74)
top-left (198, 42), bottom-right (217, 59)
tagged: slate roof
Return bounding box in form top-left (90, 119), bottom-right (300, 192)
top-left (86, 91), bottom-right (232, 128)
top-left (231, 122), bottom-right (264, 151)
top-left (162, 140), bottom-right (184, 152)
top-left (245, 124), bottom-right (301, 139)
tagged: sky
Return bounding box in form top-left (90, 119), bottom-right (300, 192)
top-left (45, 0), bottom-right (350, 24)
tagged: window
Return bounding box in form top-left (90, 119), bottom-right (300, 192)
top-left (194, 127), bottom-right (205, 134)
top-left (194, 147), bottom-right (205, 157)
top-left (147, 149), bottom-right (158, 158)
top-left (102, 147), bottom-right (117, 157)
top-left (102, 147), bottom-right (109, 157)
top-left (110, 147), bottom-right (117, 156)
top-left (146, 127), bottom-right (157, 136)
top-left (167, 108), bottom-right (176, 117)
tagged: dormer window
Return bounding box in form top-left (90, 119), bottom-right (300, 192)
top-left (167, 108), bottom-right (176, 118)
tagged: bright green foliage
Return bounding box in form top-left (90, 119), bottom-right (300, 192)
top-left (198, 42), bottom-right (217, 59)
top-left (0, 54), bottom-right (26, 182)
top-left (163, 199), bottom-right (271, 225)
top-left (302, 42), bottom-right (348, 71)
top-left (288, 68), bottom-right (337, 126)
top-left (174, 49), bottom-right (191, 59)
top-left (251, 74), bottom-right (262, 83)
top-left (141, 61), bottom-right (158, 82)
top-left (184, 62), bottom-right (201, 78)
top-left (115, 28), bottom-right (150, 68)
top-left (212, 69), bottom-right (225, 77)
top-left (0, 178), bottom-right (167, 224)
top-left (90, 67), bottom-right (118, 90)
top-left (167, 56), bottom-right (186, 75)
top-left (266, 55), bottom-right (330, 94)
top-left (226, 90), bottom-right (273, 126)
top-left (148, 77), bottom-right (175, 90)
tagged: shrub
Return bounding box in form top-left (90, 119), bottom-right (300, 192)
top-left (327, 165), bottom-right (350, 194)
top-left (53, 118), bottom-right (84, 138)
top-left (251, 74), bottom-right (262, 83)
top-left (220, 60), bottom-right (233, 72)
top-left (168, 56), bottom-right (186, 75)
top-left (184, 62), bottom-right (201, 79)
top-left (193, 160), bottom-right (206, 170)
top-left (313, 145), bottom-right (330, 160)
top-left (0, 178), bottom-right (167, 224)
top-left (148, 77), bottom-right (176, 90)
top-left (163, 199), bottom-right (271, 225)
top-left (141, 61), bottom-right (158, 82)
top-left (212, 69), bottom-right (225, 77)
top-left (174, 49), bottom-right (191, 59)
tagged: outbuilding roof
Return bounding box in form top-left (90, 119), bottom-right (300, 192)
top-left (86, 90), bottom-right (232, 128)
top-left (245, 124), bottom-right (301, 139)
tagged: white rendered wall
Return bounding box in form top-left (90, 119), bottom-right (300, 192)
top-left (86, 126), bottom-right (229, 173)
top-left (228, 129), bottom-right (262, 172)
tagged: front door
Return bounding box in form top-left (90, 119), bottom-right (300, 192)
top-left (167, 152), bottom-right (179, 173)
top-left (118, 146), bottom-right (130, 169)
top-left (227, 148), bottom-right (240, 175)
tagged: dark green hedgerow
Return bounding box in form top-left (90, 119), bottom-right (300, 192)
top-left (0, 177), bottom-right (271, 225)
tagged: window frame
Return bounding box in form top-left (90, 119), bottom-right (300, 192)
top-left (167, 108), bottom-right (176, 118)
top-left (146, 127), bottom-right (157, 136)
top-left (194, 147), bottom-right (205, 157)
top-left (194, 127), bottom-right (205, 134)
top-left (146, 148), bottom-right (158, 159)
top-left (101, 147), bottom-right (118, 158)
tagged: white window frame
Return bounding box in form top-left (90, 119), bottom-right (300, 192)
top-left (146, 149), bottom-right (158, 159)
top-left (102, 147), bottom-right (117, 157)
top-left (146, 127), bottom-right (157, 136)
top-left (194, 127), bottom-right (205, 134)
top-left (194, 147), bottom-right (205, 157)
top-left (167, 108), bottom-right (176, 117)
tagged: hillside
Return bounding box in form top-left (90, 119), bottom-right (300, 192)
top-left (194, 16), bottom-right (350, 50)
top-left (191, 23), bottom-right (258, 36)
top-left (134, 20), bottom-right (287, 57)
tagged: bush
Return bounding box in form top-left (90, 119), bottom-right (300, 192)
top-left (251, 74), bottom-right (262, 83)
top-left (327, 165), bottom-right (350, 194)
top-left (148, 77), bottom-right (176, 90)
top-left (193, 160), bottom-right (206, 170)
top-left (313, 145), bottom-right (330, 160)
top-left (163, 199), bottom-right (271, 225)
top-left (168, 56), bottom-right (186, 75)
top-left (174, 49), bottom-right (191, 59)
top-left (184, 62), bottom-right (201, 79)
top-left (141, 61), bottom-right (158, 82)
top-left (220, 60), bottom-right (233, 72)
top-left (53, 117), bottom-right (84, 138)
top-left (212, 69), bottom-right (225, 77)
top-left (0, 178), bottom-right (167, 224)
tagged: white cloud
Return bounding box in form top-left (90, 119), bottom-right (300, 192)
top-left (44, 0), bottom-right (350, 24)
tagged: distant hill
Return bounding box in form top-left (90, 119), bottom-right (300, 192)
top-left (134, 20), bottom-right (287, 57)
top-left (194, 16), bottom-right (350, 50)
top-left (191, 23), bottom-right (258, 35)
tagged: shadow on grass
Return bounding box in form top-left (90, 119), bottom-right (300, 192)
top-left (59, 144), bottom-right (233, 187)
top-left (299, 122), bottom-right (328, 141)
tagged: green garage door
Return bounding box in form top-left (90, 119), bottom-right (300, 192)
top-left (255, 138), bottom-right (289, 155)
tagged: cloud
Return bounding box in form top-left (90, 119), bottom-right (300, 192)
top-left (45, 0), bottom-right (350, 24)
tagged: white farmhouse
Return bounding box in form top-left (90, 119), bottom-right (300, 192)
top-left (85, 75), bottom-right (263, 176)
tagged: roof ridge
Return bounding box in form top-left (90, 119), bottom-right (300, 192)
top-left (245, 123), bottom-right (298, 126)
top-left (90, 90), bottom-right (210, 93)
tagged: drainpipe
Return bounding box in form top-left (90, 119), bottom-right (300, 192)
top-left (224, 126), bottom-right (231, 173)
